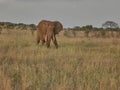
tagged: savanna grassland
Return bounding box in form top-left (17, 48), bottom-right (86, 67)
top-left (0, 28), bottom-right (120, 90)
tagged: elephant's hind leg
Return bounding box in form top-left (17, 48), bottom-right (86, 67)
top-left (36, 36), bottom-right (40, 45)
top-left (52, 36), bottom-right (58, 49)
top-left (35, 30), bottom-right (40, 45)
top-left (42, 40), bottom-right (45, 45)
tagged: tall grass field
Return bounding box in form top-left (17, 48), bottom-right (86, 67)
top-left (0, 29), bottom-right (120, 90)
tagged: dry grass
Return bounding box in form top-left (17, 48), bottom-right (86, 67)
top-left (0, 29), bottom-right (120, 90)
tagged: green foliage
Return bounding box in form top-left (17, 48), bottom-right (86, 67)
top-left (0, 22), bottom-right (36, 30)
top-left (82, 25), bottom-right (93, 30)
top-left (29, 24), bottom-right (36, 30)
top-left (102, 21), bottom-right (119, 29)
top-left (73, 26), bottom-right (81, 30)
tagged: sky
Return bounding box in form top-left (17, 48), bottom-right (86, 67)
top-left (0, 0), bottom-right (120, 28)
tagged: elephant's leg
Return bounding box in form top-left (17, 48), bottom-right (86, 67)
top-left (47, 38), bottom-right (52, 48)
top-left (37, 39), bottom-right (40, 44)
top-left (36, 36), bottom-right (40, 44)
top-left (46, 41), bottom-right (51, 48)
top-left (42, 40), bottom-right (45, 45)
top-left (35, 30), bottom-right (40, 44)
top-left (45, 34), bottom-right (51, 48)
top-left (52, 35), bottom-right (58, 48)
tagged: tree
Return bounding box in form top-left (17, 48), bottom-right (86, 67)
top-left (6, 22), bottom-right (15, 29)
top-left (102, 21), bottom-right (119, 29)
top-left (29, 24), bottom-right (36, 30)
top-left (82, 25), bottom-right (93, 30)
top-left (73, 26), bottom-right (81, 30)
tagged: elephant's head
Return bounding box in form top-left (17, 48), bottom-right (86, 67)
top-left (53, 21), bottom-right (63, 34)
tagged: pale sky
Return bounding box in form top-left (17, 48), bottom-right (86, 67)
top-left (0, 0), bottom-right (120, 28)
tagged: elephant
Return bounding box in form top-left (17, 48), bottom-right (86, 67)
top-left (36, 20), bottom-right (63, 48)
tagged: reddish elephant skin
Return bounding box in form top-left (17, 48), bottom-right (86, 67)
top-left (36, 20), bottom-right (63, 48)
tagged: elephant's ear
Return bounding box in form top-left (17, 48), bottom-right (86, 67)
top-left (54, 21), bottom-right (63, 34)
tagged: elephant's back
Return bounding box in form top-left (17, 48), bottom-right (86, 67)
top-left (37, 20), bottom-right (52, 29)
top-left (37, 20), bottom-right (54, 38)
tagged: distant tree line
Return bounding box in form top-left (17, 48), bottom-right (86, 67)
top-left (64, 21), bottom-right (119, 31)
top-left (64, 21), bottom-right (120, 38)
top-left (0, 21), bottom-right (120, 37)
top-left (0, 22), bottom-right (36, 30)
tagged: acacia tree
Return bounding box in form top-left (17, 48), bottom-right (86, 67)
top-left (102, 21), bottom-right (119, 28)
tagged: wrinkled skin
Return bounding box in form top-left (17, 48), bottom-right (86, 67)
top-left (36, 20), bottom-right (63, 48)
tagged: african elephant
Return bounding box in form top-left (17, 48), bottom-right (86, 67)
top-left (36, 20), bottom-right (63, 48)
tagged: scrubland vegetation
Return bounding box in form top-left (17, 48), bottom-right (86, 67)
top-left (0, 22), bottom-right (120, 90)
